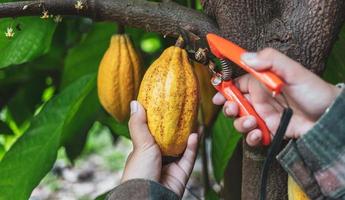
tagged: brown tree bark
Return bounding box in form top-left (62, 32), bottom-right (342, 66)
top-left (222, 139), bottom-right (242, 200)
top-left (1, 0), bottom-right (345, 199)
top-left (201, 0), bottom-right (345, 74)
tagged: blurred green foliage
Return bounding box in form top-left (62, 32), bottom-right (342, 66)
top-left (211, 114), bottom-right (241, 182)
top-left (0, 0), bottom-right (343, 199)
top-left (324, 27), bottom-right (345, 83)
top-left (141, 33), bottom-right (162, 54)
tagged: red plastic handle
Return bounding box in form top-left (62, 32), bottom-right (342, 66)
top-left (207, 33), bottom-right (284, 95)
top-left (213, 78), bottom-right (271, 145)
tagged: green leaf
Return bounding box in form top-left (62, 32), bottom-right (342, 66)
top-left (95, 191), bottom-right (109, 200)
top-left (0, 17), bottom-right (57, 68)
top-left (7, 76), bottom-right (46, 125)
top-left (64, 128), bottom-right (89, 163)
top-left (0, 121), bottom-right (13, 135)
top-left (0, 143), bottom-right (5, 161)
top-left (195, 0), bottom-right (203, 10)
top-left (0, 74), bottom-right (96, 200)
top-left (211, 113), bottom-right (242, 182)
top-left (60, 84), bottom-right (100, 142)
top-left (62, 86), bottom-right (101, 162)
top-left (205, 189), bottom-right (219, 200)
top-left (61, 22), bottom-right (116, 87)
top-left (101, 116), bottom-right (130, 139)
top-left (324, 26), bottom-right (345, 83)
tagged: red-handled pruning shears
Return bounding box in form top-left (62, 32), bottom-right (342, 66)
top-left (180, 30), bottom-right (286, 146)
top-left (206, 34), bottom-right (284, 95)
top-left (206, 34), bottom-right (285, 146)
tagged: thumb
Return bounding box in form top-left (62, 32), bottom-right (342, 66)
top-left (128, 101), bottom-right (155, 149)
top-left (240, 48), bottom-right (308, 84)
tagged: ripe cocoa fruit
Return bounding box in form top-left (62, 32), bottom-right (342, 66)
top-left (288, 176), bottom-right (310, 200)
top-left (138, 46), bottom-right (199, 157)
top-left (98, 34), bottom-right (142, 122)
top-left (194, 62), bottom-right (219, 127)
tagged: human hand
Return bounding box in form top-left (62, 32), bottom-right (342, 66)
top-left (213, 48), bottom-right (341, 146)
top-left (120, 101), bottom-right (200, 197)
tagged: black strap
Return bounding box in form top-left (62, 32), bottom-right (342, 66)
top-left (259, 108), bottom-right (293, 200)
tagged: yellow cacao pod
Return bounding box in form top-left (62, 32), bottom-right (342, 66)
top-left (194, 62), bottom-right (219, 127)
top-left (288, 176), bottom-right (310, 200)
top-left (98, 34), bottom-right (142, 122)
top-left (138, 46), bottom-right (199, 157)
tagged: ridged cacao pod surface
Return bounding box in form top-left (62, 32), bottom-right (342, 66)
top-left (98, 34), bottom-right (142, 122)
top-left (194, 62), bottom-right (219, 127)
top-left (288, 176), bottom-right (310, 200)
top-left (138, 46), bottom-right (199, 157)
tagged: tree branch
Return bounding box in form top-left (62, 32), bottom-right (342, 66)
top-left (0, 0), bottom-right (219, 38)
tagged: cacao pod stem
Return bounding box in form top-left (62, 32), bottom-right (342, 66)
top-left (118, 24), bottom-right (125, 34)
top-left (175, 36), bottom-right (185, 48)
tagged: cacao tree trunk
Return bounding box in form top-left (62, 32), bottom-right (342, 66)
top-left (201, 0), bottom-right (345, 199)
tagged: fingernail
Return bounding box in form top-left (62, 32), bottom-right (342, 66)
top-left (226, 103), bottom-right (236, 116)
top-left (251, 132), bottom-right (261, 141)
top-left (241, 52), bottom-right (259, 67)
top-left (226, 107), bottom-right (232, 116)
top-left (191, 133), bottom-right (199, 140)
top-left (130, 101), bottom-right (138, 115)
top-left (243, 118), bottom-right (255, 129)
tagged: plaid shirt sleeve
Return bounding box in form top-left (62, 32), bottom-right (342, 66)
top-left (277, 88), bottom-right (345, 200)
top-left (106, 179), bottom-right (179, 200)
